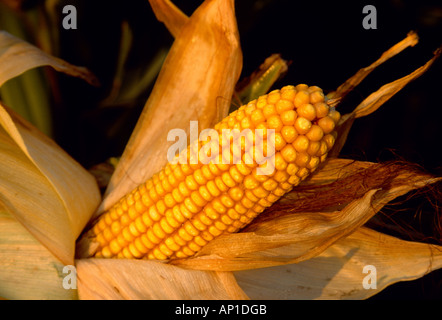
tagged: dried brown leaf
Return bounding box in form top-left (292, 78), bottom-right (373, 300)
top-left (0, 31), bottom-right (99, 87)
top-left (273, 160), bottom-right (438, 217)
top-left (148, 0), bottom-right (189, 38)
top-left (300, 158), bottom-right (373, 186)
top-left (234, 227), bottom-right (442, 300)
top-left (328, 33), bottom-right (438, 156)
top-left (352, 48), bottom-right (440, 118)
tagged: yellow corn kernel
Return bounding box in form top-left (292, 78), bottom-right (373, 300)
top-left (288, 175), bottom-right (301, 185)
top-left (295, 152), bottom-right (311, 168)
top-left (306, 124), bottom-right (324, 142)
top-left (228, 186), bottom-right (244, 201)
top-left (220, 194), bottom-right (235, 208)
top-left (243, 175), bottom-right (259, 189)
top-left (297, 103), bottom-right (316, 121)
top-left (294, 117), bottom-right (312, 135)
top-left (228, 208), bottom-right (240, 220)
top-left (323, 133), bottom-right (336, 149)
top-left (281, 125), bottom-right (298, 143)
top-left (295, 84), bottom-right (309, 91)
top-left (314, 102), bottom-right (329, 118)
top-left (307, 140), bottom-right (321, 156)
top-left (294, 90), bottom-right (310, 108)
top-left (296, 167), bottom-right (310, 179)
top-left (307, 156), bottom-right (320, 171)
top-left (274, 153), bottom-right (288, 171)
top-left (310, 90), bottom-right (325, 104)
top-left (206, 180), bottom-right (221, 197)
top-left (267, 115), bottom-right (284, 132)
top-left (262, 178), bottom-right (278, 191)
top-left (276, 99), bottom-right (294, 114)
top-left (317, 140), bottom-right (329, 156)
top-left (280, 144), bottom-right (297, 163)
top-left (273, 132), bottom-right (287, 151)
top-left (293, 135), bottom-right (310, 153)
top-left (329, 110), bottom-right (341, 124)
top-left (272, 187), bottom-right (286, 197)
top-left (251, 109), bottom-right (266, 125)
top-left (273, 170), bottom-right (289, 183)
top-left (281, 88), bottom-right (296, 101)
top-left (267, 91), bottom-right (281, 104)
top-left (280, 110), bottom-right (297, 126)
top-left (263, 104), bottom-right (277, 119)
top-left (318, 116), bottom-right (335, 134)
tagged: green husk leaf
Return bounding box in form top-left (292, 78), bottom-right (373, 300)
top-left (232, 53), bottom-right (288, 111)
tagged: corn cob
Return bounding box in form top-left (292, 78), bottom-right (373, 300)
top-left (91, 84), bottom-right (340, 260)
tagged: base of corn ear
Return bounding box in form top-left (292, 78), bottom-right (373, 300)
top-left (85, 85), bottom-right (341, 260)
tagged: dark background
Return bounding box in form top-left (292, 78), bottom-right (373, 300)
top-left (54, 0), bottom-right (442, 174)
top-left (3, 0), bottom-right (442, 299)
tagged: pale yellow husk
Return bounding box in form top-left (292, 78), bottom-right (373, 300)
top-left (0, 208), bottom-right (76, 300)
top-left (234, 227), bottom-right (442, 300)
top-left (0, 31), bottom-right (101, 299)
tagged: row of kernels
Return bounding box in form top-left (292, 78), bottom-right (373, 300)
top-left (95, 155), bottom-right (205, 256)
top-left (131, 161), bottom-right (246, 259)
top-left (165, 189), bottom-right (249, 259)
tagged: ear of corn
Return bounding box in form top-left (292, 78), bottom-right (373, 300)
top-left (90, 85), bottom-right (340, 260)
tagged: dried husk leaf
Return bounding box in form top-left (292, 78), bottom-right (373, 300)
top-left (299, 158), bottom-right (373, 186)
top-left (0, 103), bottom-right (101, 265)
top-left (234, 227), bottom-right (442, 300)
top-left (148, 0), bottom-right (189, 38)
top-left (0, 208), bottom-right (76, 300)
top-left (76, 258), bottom-right (248, 300)
top-left (170, 161), bottom-right (440, 271)
top-left (0, 31), bottom-right (99, 87)
top-left (98, 0), bottom-right (242, 216)
top-left (327, 31), bottom-right (419, 100)
top-left (329, 47), bottom-right (440, 157)
top-left (351, 48), bottom-right (440, 119)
